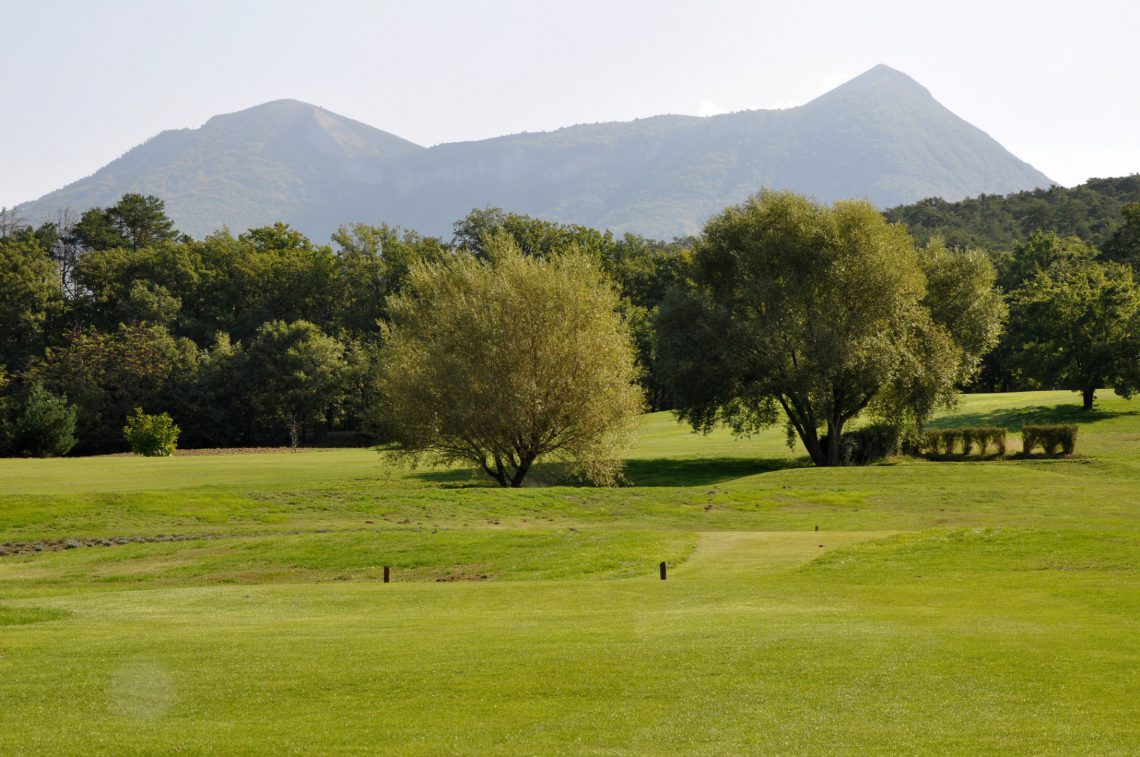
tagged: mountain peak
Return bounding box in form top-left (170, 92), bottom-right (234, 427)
top-left (197, 98), bottom-right (423, 159)
top-left (812, 64), bottom-right (933, 104)
top-left (204, 99), bottom-right (335, 128)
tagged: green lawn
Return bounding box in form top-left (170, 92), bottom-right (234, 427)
top-left (1, 390), bottom-right (1137, 754)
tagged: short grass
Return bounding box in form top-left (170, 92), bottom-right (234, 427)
top-left (0, 390), bottom-right (1137, 754)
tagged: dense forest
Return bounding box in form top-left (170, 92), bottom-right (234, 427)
top-left (885, 175), bottom-right (1140, 251)
top-left (2, 179), bottom-right (1138, 457)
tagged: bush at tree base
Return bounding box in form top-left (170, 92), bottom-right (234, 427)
top-left (829, 424), bottom-right (902, 465)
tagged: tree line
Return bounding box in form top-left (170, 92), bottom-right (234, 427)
top-left (0, 196), bottom-right (685, 456)
top-left (1, 187), bottom-right (1138, 473)
top-left (884, 174), bottom-right (1140, 252)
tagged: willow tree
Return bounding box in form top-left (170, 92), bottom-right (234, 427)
top-left (656, 191), bottom-right (1004, 467)
top-left (377, 235), bottom-right (643, 487)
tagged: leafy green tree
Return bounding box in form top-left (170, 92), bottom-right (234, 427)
top-left (1008, 258), bottom-right (1140, 410)
top-left (32, 323), bottom-right (200, 453)
top-left (0, 367), bottom-right (15, 454)
top-left (452, 207), bottom-right (614, 262)
top-left (657, 191), bottom-right (1003, 467)
top-left (237, 225), bottom-right (339, 338)
top-left (0, 233), bottom-right (63, 370)
top-left (918, 240), bottom-right (1008, 383)
top-left (170, 332), bottom-right (253, 448)
top-left (246, 320), bottom-right (346, 448)
top-left (73, 194), bottom-right (181, 251)
top-left (970, 232), bottom-right (1098, 392)
top-left (12, 385), bottom-right (77, 457)
top-left (451, 208), bottom-right (689, 409)
top-left (1103, 201), bottom-right (1140, 273)
top-left (124, 280), bottom-right (182, 326)
top-left (993, 231), bottom-right (1097, 291)
top-left (331, 223), bottom-right (449, 339)
top-left (378, 234), bottom-right (644, 487)
top-left (73, 225), bottom-right (341, 343)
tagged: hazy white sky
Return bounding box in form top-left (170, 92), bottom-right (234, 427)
top-left (3, 0), bottom-right (1138, 208)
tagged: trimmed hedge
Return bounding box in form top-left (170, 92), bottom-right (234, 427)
top-left (1022, 424), bottom-right (1077, 455)
top-left (915, 427), bottom-right (1007, 457)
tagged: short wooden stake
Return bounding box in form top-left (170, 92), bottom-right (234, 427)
top-left (659, 561), bottom-right (667, 581)
top-left (383, 566), bottom-right (391, 583)
top-left (814, 525), bottom-right (819, 531)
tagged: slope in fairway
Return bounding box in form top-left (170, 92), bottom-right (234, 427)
top-left (0, 391), bottom-right (1137, 754)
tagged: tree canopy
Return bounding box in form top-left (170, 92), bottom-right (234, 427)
top-left (377, 235), bottom-right (643, 486)
top-left (657, 191), bottom-right (1005, 466)
top-left (1007, 257), bottom-right (1140, 410)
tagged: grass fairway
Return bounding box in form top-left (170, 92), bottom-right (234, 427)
top-left (1, 390), bottom-right (1137, 754)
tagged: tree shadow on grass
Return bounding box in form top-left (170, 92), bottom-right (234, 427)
top-left (932, 404), bottom-right (1138, 432)
top-left (412, 468), bottom-right (493, 488)
top-left (411, 456), bottom-right (807, 488)
top-left (620, 456), bottom-right (809, 487)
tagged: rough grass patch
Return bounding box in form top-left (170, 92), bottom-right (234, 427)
top-left (0, 605), bottom-right (71, 626)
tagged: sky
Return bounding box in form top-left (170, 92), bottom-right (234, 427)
top-left (3, 0), bottom-right (1139, 209)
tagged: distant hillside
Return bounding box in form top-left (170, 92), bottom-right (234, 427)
top-left (14, 100), bottom-right (423, 238)
top-left (16, 65), bottom-right (1054, 240)
top-left (886, 175), bottom-right (1140, 250)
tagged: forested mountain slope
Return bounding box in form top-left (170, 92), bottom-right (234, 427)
top-left (886, 175), bottom-right (1140, 250)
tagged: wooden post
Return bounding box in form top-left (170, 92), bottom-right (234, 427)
top-left (815, 524), bottom-right (819, 531)
top-left (659, 561), bottom-right (667, 581)
top-left (383, 566), bottom-right (390, 583)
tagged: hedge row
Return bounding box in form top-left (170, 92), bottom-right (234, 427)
top-left (1021, 424), bottom-right (1078, 455)
top-left (914, 427), bottom-right (1008, 457)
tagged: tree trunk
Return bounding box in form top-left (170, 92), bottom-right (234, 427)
top-left (799, 427), bottom-right (827, 466)
top-left (287, 414), bottom-right (301, 452)
top-left (824, 419), bottom-right (843, 467)
top-left (493, 455), bottom-right (509, 487)
top-left (510, 458), bottom-right (533, 488)
top-left (1082, 387), bottom-right (1096, 411)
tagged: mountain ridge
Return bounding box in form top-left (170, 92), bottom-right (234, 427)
top-left (15, 66), bottom-right (1055, 240)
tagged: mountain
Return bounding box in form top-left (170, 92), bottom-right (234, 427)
top-left (16, 65), bottom-right (1055, 240)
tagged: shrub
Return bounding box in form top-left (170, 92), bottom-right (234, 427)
top-left (839, 423), bottom-right (901, 465)
top-left (922, 429), bottom-right (959, 456)
top-left (1022, 424), bottom-right (1077, 455)
top-left (963, 427), bottom-right (1006, 455)
top-left (123, 408), bottom-right (180, 456)
top-left (12, 385), bottom-right (77, 458)
top-left (986, 427), bottom-right (1008, 455)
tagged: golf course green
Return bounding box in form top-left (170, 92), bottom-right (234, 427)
top-left (1, 390), bottom-right (1137, 754)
